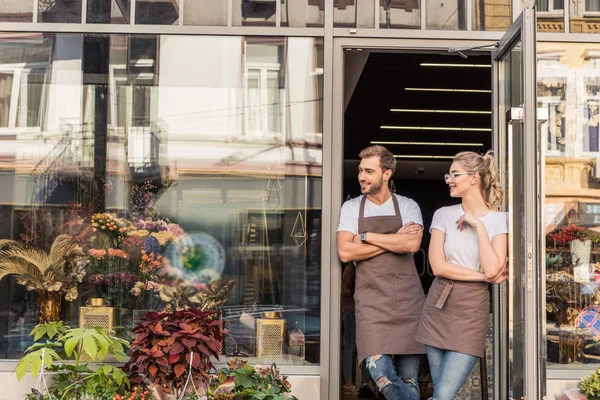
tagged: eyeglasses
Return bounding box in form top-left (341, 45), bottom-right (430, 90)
top-left (444, 171), bottom-right (473, 183)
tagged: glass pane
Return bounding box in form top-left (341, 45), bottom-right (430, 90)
top-left (183, 0), bottom-right (227, 26)
top-left (233, 0), bottom-right (276, 26)
top-left (472, 0), bottom-right (511, 31)
top-left (541, 42), bottom-right (600, 369)
top-left (38, 0), bottom-right (82, 22)
top-left (570, 0), bottom-right (600, 34)
top-left (0, 33), bottom-right (323, 367)
top-left (281, 0), bottom-right (324, 27)
top-left (498, 41), bottom-right (524, 398)
top-left (379, 0), bottom-right (420, 29)
top-left (536, 0), bottom-right (565, 32)
top-left (87, 0), bottom-right (130, 24)
top-left (334, 0), bottom-right (375, 28)
top-left (135, 0), bottom-right (179, 24)
top-left (0, 0), bottom-right (33, 22)
top-left (426, 0), bottom-right (465, 30)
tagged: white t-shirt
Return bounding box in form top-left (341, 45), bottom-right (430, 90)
top-left (337, 194), bottom-right (423, 235)
top-left (429, 204), bottom-right (508, 271)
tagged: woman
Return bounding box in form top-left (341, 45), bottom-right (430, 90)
top-left (416, 151), bottom-right (508, 400)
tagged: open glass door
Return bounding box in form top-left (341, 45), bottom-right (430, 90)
top-left (492, 6), bottom-right (545, 400)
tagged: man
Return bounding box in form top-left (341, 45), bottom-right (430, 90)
top-left (337, 145), bottom-right (425, 400)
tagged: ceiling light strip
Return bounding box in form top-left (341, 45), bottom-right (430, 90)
top-left (420, 63), bottom-right (492, 68)
top-left (405, 87), bottom-right (491, 93)
top-left (390, 108), bottom-right (491, 115)
top-left (394, 155), bottom-right (455, 159)
top-left (380, 126), bottom-right (492, 132)
top-left (372, 141), bottom-right (484, 146)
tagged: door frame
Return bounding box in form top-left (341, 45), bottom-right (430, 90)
top-left (327, 37), bottom-right (512, 400)
top-left (491, 6), bottom-right (544, 400)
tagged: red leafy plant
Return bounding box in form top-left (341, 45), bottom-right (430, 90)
top-left (123, 309), bottom-right (225, 397)
top-left (547, 223), bottom-right (600, 246)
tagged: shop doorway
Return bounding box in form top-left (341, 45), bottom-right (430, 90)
top-left (329, 9), bottom-right (542, 399)
top-left (339, 50), bottom-right (493, 400)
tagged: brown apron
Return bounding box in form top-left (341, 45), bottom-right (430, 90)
top-left (416, 277), bottom-right (489, 358)
top-left (355, 195), bottom-right (426, 362)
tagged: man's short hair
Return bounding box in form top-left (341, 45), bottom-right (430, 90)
top-left (359, 145), bottom-right (396, 174)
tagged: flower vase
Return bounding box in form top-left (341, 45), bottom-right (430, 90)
top-left (36, 290), bottom-right (62, 324)
top-left (571, 239), bottom-right (592, 265)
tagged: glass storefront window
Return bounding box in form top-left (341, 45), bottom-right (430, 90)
top-left (233, 0), bottom-right (276, 26)
top-left (38, 0), bottom-right (83, 22)
top-left (380, 0), bottom-right (420, 29)
top-left (537, 0), bottom-right (566, 32)
top-left (135, 0), bottom-right (179, 24)
top-left (541, 42), bottom-right (600, 368)
top-left (0, 0), bottom-right (33, 22)
top-left (87, 0), bottom-right (130, 24)
top-left (281, 0), bottom-right (325, 27)
top-left (425, 0), bottom-right (461, 30)
top-left (183, 0), bottom-right (227, 26)
top-left (570, 0), bottom-right (600, 34)
top-left (334, 0), bottom-right (376, 28)
top-left (472, 0), bottom-right (511, 31)
top-left (0, 32), bottom-right (323, 365)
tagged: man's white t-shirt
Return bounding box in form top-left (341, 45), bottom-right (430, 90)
top-left (337, 194), bottom-right (423, 235)
top-left (429, 204), bottom-right (508, 271)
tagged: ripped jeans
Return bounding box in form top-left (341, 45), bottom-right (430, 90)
top-left (365, 354), bottom-right (420, 400)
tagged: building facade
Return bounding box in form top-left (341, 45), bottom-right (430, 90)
top-left (0, 1), bottom-right (598, 399)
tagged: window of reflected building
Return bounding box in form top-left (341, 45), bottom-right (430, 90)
top-left (0, 32), bottom-right (323, 364)
top-left (541, 42), bottom-right (600, 368)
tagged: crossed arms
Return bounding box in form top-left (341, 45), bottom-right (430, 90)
top-left (337, 222), bottom-right (423, 263)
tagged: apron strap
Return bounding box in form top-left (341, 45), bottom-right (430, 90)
top-left (391, 193), bottom-right (400, 216)
top-left (435, 279), bottom-right (454, 309)
top-left (359, 195), bottom-right (368, 219)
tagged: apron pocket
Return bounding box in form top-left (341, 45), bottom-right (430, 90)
top-left (355, 279), bottom-right (381, 321)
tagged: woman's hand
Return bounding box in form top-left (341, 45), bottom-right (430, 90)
top-left (456, 213), bottom-right (483, 231)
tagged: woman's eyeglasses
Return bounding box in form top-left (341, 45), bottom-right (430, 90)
top-left (444, 171), bottom-right (473, 183)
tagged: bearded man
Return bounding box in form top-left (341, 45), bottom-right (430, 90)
top-left (337, 145), bottom-right (425, 400)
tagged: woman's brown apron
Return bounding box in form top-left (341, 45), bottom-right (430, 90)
top-left (354, 195), bottom-right (426, 362)
top-left (416, 277), bottom-right (489, 358)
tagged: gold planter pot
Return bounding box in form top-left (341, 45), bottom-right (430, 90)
top-left (79, 298), bottom-right (115, 329)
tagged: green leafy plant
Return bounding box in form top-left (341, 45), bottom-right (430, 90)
top-left (580, 367), bottom-right (600, 400)
top-left (16, 321), bottom-right (130, 400)
top-left (200, 358), bottom-right (297, 400)
top-left (123, 308), bottom-right (224, 397)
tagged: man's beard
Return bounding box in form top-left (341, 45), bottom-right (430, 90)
top-left (361, 179), bottom-right (384, 195)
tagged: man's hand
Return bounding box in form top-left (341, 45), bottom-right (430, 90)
top-left (397, 221), bottom-right (421, 235)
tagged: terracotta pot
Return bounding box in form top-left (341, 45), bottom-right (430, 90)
top-left (35, 290), bottom-right (62, 325)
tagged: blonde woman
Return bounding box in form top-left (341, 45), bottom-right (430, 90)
top-left (416, 151), bottom-right (508, 400)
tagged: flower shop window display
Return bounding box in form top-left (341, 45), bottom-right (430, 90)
top-left (546, 224), bottom-right (600, 365)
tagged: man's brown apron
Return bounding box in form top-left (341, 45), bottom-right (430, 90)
top-left (354, 195), bottom-right (426, 362)
top-left (416, 277), bottom-right (489, 358)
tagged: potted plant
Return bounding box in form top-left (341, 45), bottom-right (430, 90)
top-left (564, 366), bottom-right (600, 399)
top-left (198, 358), bottom-right (297, 400)
top-left (123, 309), bottom-right (225, 399)
top-left (548, 224), bottom-right (600, 268)
top-left (0, 235), bottom-right (88, 324)
top-left (16, 321), bottom-right (130, 400)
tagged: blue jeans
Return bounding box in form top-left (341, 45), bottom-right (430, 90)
top-left (425, 345), bottom-right (478, 400)
top-left (365, 354), bottom-right (420, 400)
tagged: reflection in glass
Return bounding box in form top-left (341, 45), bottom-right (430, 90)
top-left (379, 0), bottom-right (420, 29)
top-left (183, 0), bottom-right (227, 26)
top-left (0, 33), bottom-right (323, 364)
top-left (233, 0), bottom-right (276, 26)
top-left (38, 0), bottom-right (83, 22)
top-left (472, 0), bottom-right (511, 31)
top-left (87, 0), bottom-right (130, 24)
top-left (333, 0), bottom-right (375, 28)
top-left (542, 42), bottom-right (600, 369)
top-left (135, 0), bottom-right (179, 24)
top-left (281, 0), bottom-right (324, 27)
top-left (0, 0), bottom-right (34, 22)
top-left (426, 0), bottom-right (464, 30)
top-left (536, 0), bottom-right (565, 32)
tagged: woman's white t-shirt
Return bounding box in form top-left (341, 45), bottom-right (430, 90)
top-left (429, 204), bottom-right (508, 271)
